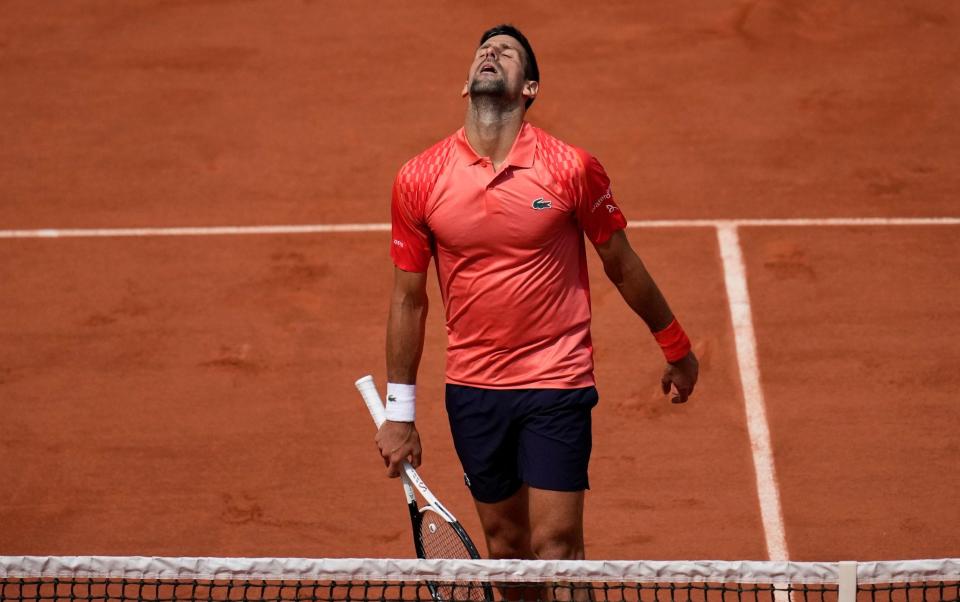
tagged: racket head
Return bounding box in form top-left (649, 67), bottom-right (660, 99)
top-left (413, 506), bottom-right (493, 602)
top-left (414, 506), bottom-right (482, 559)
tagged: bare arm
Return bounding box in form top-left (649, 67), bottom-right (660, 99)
top-left (377, 267), bottom-right (428, 476)
top-left (387, 267), bottom-right (429, 383)
top-left (593, 230), bottom-right (699, 402)
top-left (594, 230), bottom-right (674, 331)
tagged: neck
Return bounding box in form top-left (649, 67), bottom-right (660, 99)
top-left (464, 98), bottom-right (525, 170)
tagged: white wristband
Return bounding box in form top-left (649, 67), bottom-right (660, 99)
top-left (385, 382), bottom-right (416, 422)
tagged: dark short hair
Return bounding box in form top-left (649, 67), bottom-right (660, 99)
top-left (479, 24), bottom-right (539, 108)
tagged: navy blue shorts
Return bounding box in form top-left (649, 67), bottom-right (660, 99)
top-left (445, 384), bottom-right (599, 504)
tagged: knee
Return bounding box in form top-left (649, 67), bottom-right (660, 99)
top-left (531, 525), bottom-right (584, 560)
top-left (483, 518), bottom-right (533, 560)
top-left (485, 528), bottom-right (532, 560)
top-left (486, 537), bottom-right (531, 560)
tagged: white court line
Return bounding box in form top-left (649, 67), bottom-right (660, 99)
top-left (0, 216), bottom-right (957, 238)
top-left (716, 223), bottom-right (790, 561)
top-left (627, 217), bottom-right (960, 228)
top-left (0, 223), bottom-right (391, 239)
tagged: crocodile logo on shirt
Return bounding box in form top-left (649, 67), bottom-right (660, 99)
top-left (531, 197), bottom-right (552, 210)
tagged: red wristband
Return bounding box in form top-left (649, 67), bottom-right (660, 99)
top-left (653, 318), bottom-right (691, 363)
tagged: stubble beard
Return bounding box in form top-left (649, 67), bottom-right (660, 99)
top-left (469, 76), bottom-right (509, 107)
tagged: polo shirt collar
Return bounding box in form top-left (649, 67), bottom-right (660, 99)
top-left (455, 122), bottom-right (536, 169)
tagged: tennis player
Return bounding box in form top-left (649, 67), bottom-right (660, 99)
top-left (376, 24), bottom-right (699, 561)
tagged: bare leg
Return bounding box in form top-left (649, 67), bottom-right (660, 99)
top-left (474, 487), bottom-right (590, 601)
top-left (528, 488), bottom-right (590, 602)
top-left (528, 488), bottom-right (585, 559)
top-left (474, 486), bottom-right (541, 600)
top-left (474, 484), bottom-right (533, 559)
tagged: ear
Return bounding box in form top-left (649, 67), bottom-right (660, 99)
top-left (523, 80), bottom-right (539, 103)
top-left (461, 80), bottom-right (469, 98)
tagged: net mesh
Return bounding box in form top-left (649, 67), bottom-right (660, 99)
top-left (1, 557), bottom-right (957, 602)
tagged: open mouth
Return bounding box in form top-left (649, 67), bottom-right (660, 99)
top-left (478, 64), bottom-right (498, 75)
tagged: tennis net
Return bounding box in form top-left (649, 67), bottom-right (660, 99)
top-left (1, 557), bottom-right (957, 602)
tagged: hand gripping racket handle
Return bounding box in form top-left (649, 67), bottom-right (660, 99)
top-left (355, 374), bottom-right (456, 521)
top-left (355, 374), bottom-right (387, 428)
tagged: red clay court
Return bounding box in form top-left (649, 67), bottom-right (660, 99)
top-left (1, 2), bottom-right (958, 562)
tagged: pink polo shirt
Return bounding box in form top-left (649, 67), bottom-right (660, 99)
top-left (391, 123), bottom-right (627, 389)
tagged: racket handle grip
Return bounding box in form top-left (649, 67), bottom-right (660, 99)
top-left (355, 374), bottom-right (387, 428)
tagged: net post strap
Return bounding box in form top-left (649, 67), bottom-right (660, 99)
top-left (838, 561), bottom-right (857, 602)
top-left (0, 557), bottom-right (957, 585)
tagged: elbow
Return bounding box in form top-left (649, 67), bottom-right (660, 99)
top-left (603, 264), bottom-right (624, 287)
top-left (602, 256), bottom-right (627, 287)
top-left (603, 253), bottom-right (647, 291)
top-left (393, 288), bottom-right (429, 313)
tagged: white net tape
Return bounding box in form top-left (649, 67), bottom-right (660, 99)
top-left (1, 556), bottom-right (957, 585)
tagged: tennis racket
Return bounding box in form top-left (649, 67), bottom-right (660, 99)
top-left (355, 375), bottom-right (493, 602)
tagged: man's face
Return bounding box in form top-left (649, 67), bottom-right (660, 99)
top-left (464, 34), bottom-right (535, 105)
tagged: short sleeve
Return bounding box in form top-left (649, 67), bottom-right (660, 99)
top-left (574, 151), bottom-right (627, 245)
top-left (390, 174), bottom-right (433, 272)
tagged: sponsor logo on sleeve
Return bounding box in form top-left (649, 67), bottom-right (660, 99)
top-left (606, 204), bottom-right (619, 213)
top-left (392, 239), bottom-right (405, 248)
top-left (531, 197), bottom-right (552, 210)
top-left (591, 188), bottom-right (613, 212)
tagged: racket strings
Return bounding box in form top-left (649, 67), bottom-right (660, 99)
top-left (419, 511), bottom-right (472, 559)
top-left (418, 511), bottom-right (489, 601)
